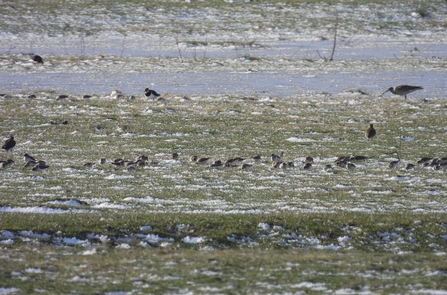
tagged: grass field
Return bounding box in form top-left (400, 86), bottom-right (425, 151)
top-left (1, 0), bottom-right (447, 293)
top-left (1, 91), bottom-right (447, 293)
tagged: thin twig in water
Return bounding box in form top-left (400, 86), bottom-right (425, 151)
top-left (175, 37), bottom-right (183, 62)
top-left (329, 13), bottom-right (338, 61)
top-left (316, 50), bottom-right (325, 60)
top-left (120, 37), bottom-right (126, 58)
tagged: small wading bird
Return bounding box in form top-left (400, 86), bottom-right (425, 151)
top-left (271, 152), bottom-right (283, 163)
top-left (32, 161), bottom-right (49, 172)
top-left (379, 85), bottom-right (423, 99)
top-left (2, 135), bottom-right (16, 152)
top-left (23, 153), bottom-right (36, 163)
top-left (1, 159), bottom-right (14, 168)
top-left (144, 88), bottom-right (161, 99)
top-left (365, 124), bottom-right (376, 140)
top-left (29, 53), bottom-right (43, 64)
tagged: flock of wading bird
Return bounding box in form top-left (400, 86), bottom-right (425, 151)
top-left (2, 83), bottom-right (441, 173)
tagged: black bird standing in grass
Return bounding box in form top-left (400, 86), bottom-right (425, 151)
top-left (29, 53), bottom-right (44, 64)
top-left (2, 135), bottom-right (16, 152)
top-left (365, 124), bottom-right (376, 140)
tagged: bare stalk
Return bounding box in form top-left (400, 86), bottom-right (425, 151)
top-left (329, 14), bottom-right (338, 61)
top-left (175, 37), bottom-right (184, 62)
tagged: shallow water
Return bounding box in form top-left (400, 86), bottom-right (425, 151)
top-left (0, 69), bottom-right (442, 98)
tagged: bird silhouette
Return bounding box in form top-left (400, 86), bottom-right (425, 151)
top-left (29, 53), bottom-right (44, 64)
top-left (2, 135), bottom-right (16, 152)
top-left (144, 88), bottom-right (161, 99)
top-left (380, 85), bottom-right (423, 99)
top-left (365, 124), bottom-right (376, 139)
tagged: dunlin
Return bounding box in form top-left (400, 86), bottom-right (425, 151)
top-left (240, 163), bottom-right (252, 169)
top-left (172, 152), bottom-right (179, 160)
top-left (350, 155), bottom-right (368, 162)
top-left (112, 158), bottom-right (125, 166)
top-left (388, 160), bottom-right (400, 169)
top-left (335, 157), bottom-right (348, 168)
top-left (380, 85), bottom-right (423, 99)
top-left (303, 163), bottom-right (312, 170)
top-left (271, 152), bottom-right (283, 162)
top-left (210, 160), bottom-right (223, 167)
top-left (83, 162), bottom-right (95, 168)
top-left (305, 156), bottom-right (314, 163)
top-left (252, 155), bottom-right (261, 161)
top-left (417, 157), bottom-right (432, 165)
top-left (323, 164), bottom-right (333, 171)
top-left (136, 160), bottom-right (146, 167)
top-left (32, 162), bottom-right (49, 172)
top-left (272, 161), bottom-right (282, 168)
top-left (405, 163), bottom-right (415, 170)
top-left (195, 157), bottom-right (211, 164)
top-left (346, 162), bottom-right (356, 170)
top-left (1, 159), bottom-right (14, 168)
top-left (135, 155), bottom-right (148, 162)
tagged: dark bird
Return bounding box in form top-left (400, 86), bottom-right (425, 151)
top-left (24, 160), bottom-right (37, 167)
top-left (305, 156), bottom-right (314, 163)
top-left (271, 152), bottom-right (283, 162)
top-left (272, 161), bottom-right (283, 168)
top-left (252, 155), bottom-right (261, 161)
top-left (210, 160), bottom-right (223, 167)
top-left (2, 135), bottom-right (16, 152)
top-left (135, 155), bottom-right (148, 162)
top-left (389, 160), bottom-right (400, 169)
top-left (350, 155), bottom-right (368, 162)
top-left (144, 88), bottom-right (161, 99)
top-left (29, 53), bottom-right (43, 64)
top-left (240, 163), bottom-right (252, 169)
top-left (1, 159), bottom-right (14, 168)
top-left (195, 157), bottom-right (211, 164)
top-left (172, 153), bottom-right (179, 160)
top-left (112, 158), bottom-right (125, 166)
top-left (303, 163), bottom-right (312, 170)
top-left (24, 153), bottom-right (37, 163)
top-left (32, 162), bottom-right (49, 172)
top-left (365, 124), bottom-right (376, 139)
top-left (346, 162), bottom-right (356, 170)
top-left (405, 163), bottom-right (415, 170)
top-left (379, 85), bottom-right (423, 99)
top-left (323, 164), bottom-right (333, 171)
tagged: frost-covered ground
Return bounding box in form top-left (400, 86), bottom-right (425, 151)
top-left (1, 1), bottom-right (447, 293)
